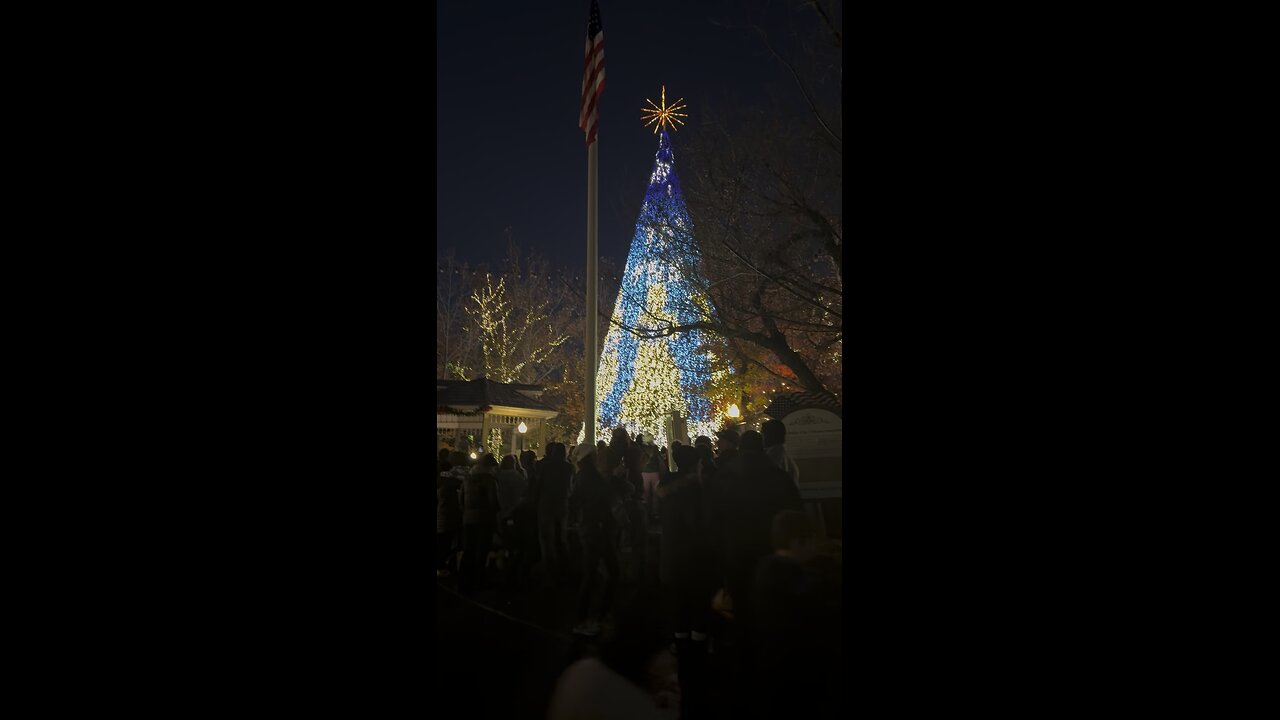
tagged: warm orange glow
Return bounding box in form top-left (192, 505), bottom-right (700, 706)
top-left (641, 85), bottom-right (688, 134)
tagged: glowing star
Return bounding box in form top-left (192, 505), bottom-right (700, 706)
top-left (641, 85), bottom-right (688, 134)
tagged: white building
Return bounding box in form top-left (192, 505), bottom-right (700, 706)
top-left (436, 377), bottom-right (559, 458)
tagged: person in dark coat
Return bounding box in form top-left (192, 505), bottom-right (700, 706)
top-left (533, 442), bottom-right (574, 584)
top-left (641, 441), bottom-right (662, 519)
top-left (437, 451), bottom-right (464, 577)
top-left (569, 445), bottom-right (629, 636)
top-left (511, 449), bottom-right (540, 587)
top-left (762, 419), bottom-right (801, 490)
top-left (658, 445), bottom-right (721, 654)
top-left (714, 427), bottom-right (741, 472)
top-left (608, 428), bottom-right (646, 581)
top-left (460, 453), bottom-right (500, 593)
top-left (719, 431), bottom-right (802, 636)
top-left (610, 428), bottom-right (645, 489)
top-left (494, 455), bottom-right (528, 578)
top-left (519, 449), bottom-right (538, 481)
top-left (436, 447), bottom-right (450, 485)
top-left (495, 455), bottom-right (528, 527)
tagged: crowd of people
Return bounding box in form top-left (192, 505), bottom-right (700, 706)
top-left (436, 419), bottom-right (841, 719)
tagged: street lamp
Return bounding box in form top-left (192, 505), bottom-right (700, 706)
top-left (518, 421), bottom-right (527, 453)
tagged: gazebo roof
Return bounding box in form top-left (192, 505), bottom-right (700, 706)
top-left (763, 390), bottom-right (842, 419)
top-left (437, 377), bottom-right (556, 413)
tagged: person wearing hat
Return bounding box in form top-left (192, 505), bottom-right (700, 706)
top-left (714, 427), bottom-right (741, 474)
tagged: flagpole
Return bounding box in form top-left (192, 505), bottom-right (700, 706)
top-left (586, 139), bottom-right (598, 448)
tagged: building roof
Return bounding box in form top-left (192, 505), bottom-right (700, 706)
top-left (763, 390), bottom-right (842, 420)
top-left (436, 377), bottom-right (556, 412)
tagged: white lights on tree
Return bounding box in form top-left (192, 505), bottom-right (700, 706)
top-left (584, 104), bottom-right (725, 447)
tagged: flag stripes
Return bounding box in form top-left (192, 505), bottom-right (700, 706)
top-left (580, 0), bottom-right (605, 145)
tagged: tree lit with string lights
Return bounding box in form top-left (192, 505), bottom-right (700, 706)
top-left (581, 89), bottom-right (724, 447)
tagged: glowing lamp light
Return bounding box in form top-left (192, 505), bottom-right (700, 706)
top-left (727, 403), bottom-right (740, 419)
top-left (469, 452), bottom-right (477, 460)
top-left (517, 422), bottom-right (527, 434)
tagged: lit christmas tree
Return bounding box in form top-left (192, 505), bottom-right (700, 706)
top-left (581, 88), bottom-right (723, 447)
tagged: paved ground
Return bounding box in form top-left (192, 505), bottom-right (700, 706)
top-left (435, 524), bottom-right (840, 719)
top-left (435, 525), bottom-right (677, 716)
top-left (435, 580), bottom-right (588, 716)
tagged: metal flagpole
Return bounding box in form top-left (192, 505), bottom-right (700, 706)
top-left (586, 140), bottom-right (598, 448)
top-left (581, 0), bottom-right (603, 449)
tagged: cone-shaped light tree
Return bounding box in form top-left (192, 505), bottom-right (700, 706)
top-left (581, 106), bottom-right (726, 446)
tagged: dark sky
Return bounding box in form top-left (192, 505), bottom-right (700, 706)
top-left (436, 0), bottom-right (806, 273)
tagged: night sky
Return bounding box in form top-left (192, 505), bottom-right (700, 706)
top-left (436, 0), bottom-right (811, 273)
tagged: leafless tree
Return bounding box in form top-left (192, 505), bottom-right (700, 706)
top-left (599, 0), bottom-right (842, 398)
top-left (436, 251), bottom-right (484, 380)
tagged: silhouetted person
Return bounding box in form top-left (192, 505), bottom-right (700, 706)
top-left (660, 443), bottom-right (721, 650)
top-left (656, 443), bottom-right (722, 717)
top-left (694, 443), bottom-right (718, 482)
top-left (512, 450), bottom-right (539, 587)
top-left (641, 441), bottom-right (661, 519)
top-left (460, 453), bottom-right (500, 593)
top-left (436, 447), bottom-right (450, 484)
top-left (611, 427), bottom-right (645, 492)
top-left (519, 449), bottom-right (538, 481)
top-left (719, 431), bottom-right (802, 641)
top-left (569, 446), bottom-right (627, 637)
top-left (496, 455), bottom-right (528, 575)
top-left (533, 442), bottom-right (574, 584)
top-left (609, 427), bottom-right (646, 580)
top-left (437, 452), bottom-right (463, 577)
top-left (762, 418), bottom-right (800, 490)
top-left (714, 427), bottom-right (741, 471)
top-left (496, 455), bottom-right (527, 526)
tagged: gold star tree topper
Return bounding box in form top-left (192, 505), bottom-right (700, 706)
top-left (641, 85), bottom-right (688, 134)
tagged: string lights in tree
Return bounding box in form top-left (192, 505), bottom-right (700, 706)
top-left (467, 272), bottom-right (568, 384)
top-left (580, 88), bottom-right (722, 447)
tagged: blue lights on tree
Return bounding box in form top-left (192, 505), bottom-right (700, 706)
top-left (584, 130), bottom-right (722, 447)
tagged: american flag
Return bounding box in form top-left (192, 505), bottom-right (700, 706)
top-left (579, 0), bottom-right (605, 145)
